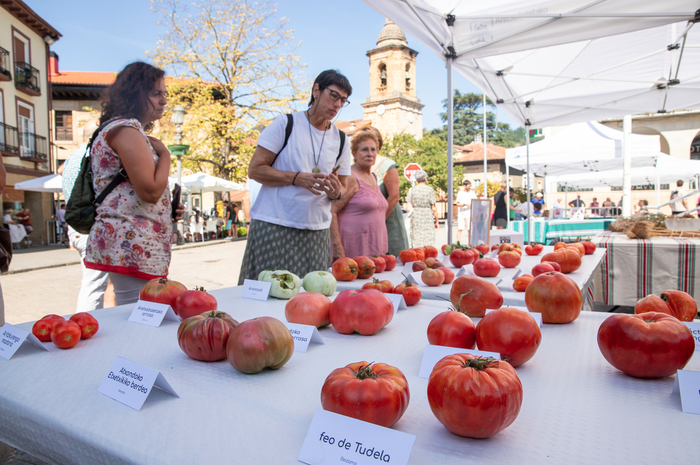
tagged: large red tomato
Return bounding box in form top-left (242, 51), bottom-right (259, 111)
top-left (332, 257), bottom-right (358, 281)
top-left (473, 258), bottom-right (501, 277)
top-left (449, 248), bottom-right (473, 268)
top-left (139, 278), bottom-right (187, 309)
top-left (427, 354), bottom-right (523, 438)
top-left (370, 255), bottom-right (387, 273)
top-left (423, 245), bottom-right (438, 259)
top-left (475, 308), bottom-right (542, 367)
top-left (422, 268), bottom-right (445, 287)
top-left (50, 320), bottom-right (82, 349)
top-left (411, 248), bottom-right (426, 261)
top-left (541, 249), bottom-right (581, 274)
top-left (69, 313), bottom-right (99, 339)
top-left (361, 278), bottom-right (394, 294)
top-left (321, 362), bottom-right (410, 428)
top-left (498, 250), bottom-right (521, 268)
top-left (394, 280), bottom-right (422, 306)
top-left (597, 312), bottom-right (695, 378)
top-left (398, 249), bottom-right (418, 264)
top-left (178, 310), bottom-right (239, 361)
top-left (525, 272), bottom-right (582, 324)
top-left (329, 289), bottom-right (394, 335)
top-left (660, 290), bottom-right (698, 321)
top-left (354, 256), bottom-right (377, 279)
top-left (450, 276), bottom-right (503, 318)
top-left (226, 317), bottom-right (294, 374)
top-left (427, 311), bottom-right (476, 349)
top-left (634, 294), bottom-right (670, 316)
top-left (285, 292), bottom-right (332, 328)
top-left (380, 253), bottom-right (397, 271)
top-left (175, 287), bottom-right (218, 320)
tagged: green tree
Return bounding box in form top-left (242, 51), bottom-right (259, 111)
top-left (148, 0), bottom-right (307, 182)
top-left (427, 90), bottom-right (525, 148)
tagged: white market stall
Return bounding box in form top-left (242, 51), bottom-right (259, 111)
top-left (13, 174), bottom-right (63, 193)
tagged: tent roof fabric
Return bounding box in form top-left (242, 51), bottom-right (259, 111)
top-left (13, 174), bottom-right (63, 193)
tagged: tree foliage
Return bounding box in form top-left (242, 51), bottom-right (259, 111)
top-left (380, 133), bottom-right (464, 201)
top-left (427, 90), bottom-right (525, 148)
top-left (148, 0), bottom-right (307, 182)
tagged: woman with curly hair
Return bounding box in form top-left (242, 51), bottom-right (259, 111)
top-left (84, 61), bottom-right (183, 305)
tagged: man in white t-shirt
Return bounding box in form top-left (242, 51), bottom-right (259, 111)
top-left (455, 180), bottom-right (477, 242)
top-left (552, 198), bottom-right (564, 219)
top-left (670, 180), bottom-right (688, 215)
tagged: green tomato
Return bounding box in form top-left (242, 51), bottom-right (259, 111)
top-left (268, 270), bottom-right (302, 300)
top-left (302, 271), bottom-right (337, 296)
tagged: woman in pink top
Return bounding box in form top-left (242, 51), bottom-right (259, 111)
top-left (331, 131), bottom-right (388, 260)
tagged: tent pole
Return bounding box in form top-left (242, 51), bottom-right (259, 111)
top-left (447, 55), bottom-right (454, 245)
top-left (506, 162), bottom-right (510, 230)
top-left (526, 129), bottom-right (531, 243)
top-left (622, 115), bottom-right (632, 216)
top-left (655, 158), bottom-right (661, 210)
top-left (483, 93), bottom-right (488, 199)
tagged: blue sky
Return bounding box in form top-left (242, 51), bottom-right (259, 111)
top-left (29, 0), bottom-right (519, 131)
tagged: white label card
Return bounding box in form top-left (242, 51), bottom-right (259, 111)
top-left (298, 409), bottom-right (416, 465)
top-left (418, 344), bottom-right (501, 378)
top-left (0, 324), bottom-right (48, 360)
top-left (407, 272), bottom-right (421, 285)
top-left (128, 301), bottom-right (179, 327)
top-left (486, 307), bottom-right (543, 327)
top-left (683, 322), bottom-right (700, 351)
top-left (98, 356), bottom-right (179, 411)
top-left (284, 322), bottom-right (324, 353)
top-left (385, 293), bottom-right (407, 313)
top-left (672, 370), bottom-right (700, 414)
top-left (241, 279), bottom-right (271, 301)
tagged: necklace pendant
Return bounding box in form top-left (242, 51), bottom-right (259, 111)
top-left (312, 167), bottom-right (321, 174)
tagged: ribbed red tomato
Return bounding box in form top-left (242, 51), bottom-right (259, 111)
top-left (321, 361), bottom-right (410, 428)
top-left (226, 316), bottom-right (294, 374)
top-left (428, 354), bottom-right (523, 438)
top-left (525, 272), bottom-right (582, 324)
top-left (597, 312), bottom-right (694, 378)
top-left (330, 289), bottom-right (394, 335)
top-left (178, 310), bottom-right (239, 361)
top-left (361, 278), bottom-right (394, 294)
top-left (660, 290), bottom-right (698, 321)
top-left (139, 277), bottom-right (187, 309)
top-left (540, 249), bottom-right (581, 274)
top-left (398, 249), bottom-right (418, 264)
top-left (427, 310), bottom-right (476, 349)
top-left (475, 308), bottom-right (542, 367)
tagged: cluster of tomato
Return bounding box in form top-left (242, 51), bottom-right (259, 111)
top-left (139, 278), bottom-right (218, 319)
top-left (31, 313), bottom-right (99, 349)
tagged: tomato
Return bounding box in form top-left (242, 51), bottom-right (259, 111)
top-left (285, 292), bottom-right (332, 328)
top-left (353, 256), bottom-right (377, 279)
top-left (175, 287), bottom-right (218, 320)
top-left (370, 255), bottom-right (387, 273)
top-left (597, 312), bottom-right (695, 378)
top-left (422, 268), bottom-right (445, 287)
top-left (660, 290), bottom-right (698, 321)
top-left (423, 245), bottom-right (438, 259)
top-left (412, 261), bottom-right (427, 272)
top-left (473, 258), bottom-right (501, 277)
top-left (411, 248), bottom-right (426, 261)
top-left (321, 362), bottom-right (410, 428)
top-left (553, 241), bottom-right (566, 251)
top-left (524, 244), bottom-right (543, 256)
top-left (449, 248), bottom-right (473, 268)
top-left (332, 257), bottom-right (358, 281)
top-left (69, 313), bottom-right (99, 339)
top-left (491, 245), bottom-right (499, 251)
top-left (498, 244), bottom-right (521, 255)
top-left (581, 241), bottom-right (596, 255)
top-left (475, 244), bottom-right (490, 255)
top-left (450, 276), bottom-right (503, 318)
top-left (634, 294), bottom-right (670, 316)
top-left (427, 354), bottom-right (523, 438)
top-left (427, 310), bottom-right (476, 349)
top-left (541, 261), bottom-right (561, 272)
top-left (394, 280), bottom-right (422, 306)
top-left (541, 248), bottom-right (581, 274)
top-left (362, 278), bottom-right (394, 294)
top-left (398, 249), bottom-right (418, 264)
top-left (139, 277), bottom-right (187, 309)
top-left (441, 244), bottom-right (450, 255)
top-left (475, 308), bottom-right (542, 367)
top-left (498, 250), bottom-right (521, 268)
top-left (531, 262), bottom-right (556, 277)
top-left (330, 289), bottom-right (394, 335)
top-left (567, 242), bottom-right (586, 257)
top-left (302, 271), bottom-right (337, 296)
top-left (437, 267), bottom-right (455, 284)
top-left (525, 272), bottom-right (581, 324)
top-left (424, 257), bottom-right (442, 269)
top-left (178, 310), bottom-right (239, 361)
top-left (226, 316), bottom-right (294, 374)
top-left (51, 320), bottom-right (82, 349)
top-left (513, 274), bottom-right (533, 292)
top-left (32, 316), bottom-right (65, 342)
top-left (380, 253), bottom-right (397, 271)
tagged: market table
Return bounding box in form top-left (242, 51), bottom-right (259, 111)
top-left (1, 289), bottom-right (697, 465)
top-left (591, 232), bottom-right (700, 306)
top-left (509, 219), bottom-right (613, 243)
top-left (336, 247), bottom-right (606, 310)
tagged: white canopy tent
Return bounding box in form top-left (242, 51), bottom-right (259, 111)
top-left (362, 0), bottom-right (700, 241)
top-left (13, 174), bottom-right (63, 193)
top-left (179, 173), bottom-right (245, 193)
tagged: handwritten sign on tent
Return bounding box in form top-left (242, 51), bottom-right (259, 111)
top-left (403, 163), bottom-right (423, 182)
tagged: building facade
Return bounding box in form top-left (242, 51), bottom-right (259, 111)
top-left (1, 0), bottom-right (61, 243)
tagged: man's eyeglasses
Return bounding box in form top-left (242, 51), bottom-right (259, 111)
top-left (321, 85), bottom-right (350, 107)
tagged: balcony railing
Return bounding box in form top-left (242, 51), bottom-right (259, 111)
top-left (14, 62), bottom-right (40, 96)
top-left (0, 47), bottom-right (10, 82)
top-left (55, 127), bottom-right (73, 141)
top-left (0, 122), bottom-right (19, 154)
top-left (18, 132), bottom-right (47, 162)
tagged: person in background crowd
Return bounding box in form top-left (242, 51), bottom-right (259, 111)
top-left (3, 209), bottom-right (14, 225)
top-left (15, 208), bottom-right (33, 234)
top-left (330, 130), bottom-right (388, 260)
top-left (84, 61), bottom-right (184, 305)
top-left (492, 182), bottom-right (508, 229)
top-left (367, 126), bottom-right (409, 256)
top-left (405, 170), bottom-right (438, 247)
top-left (531, 192), bottom-right (545, 214)
top-left (225, 200), bottom-right (237, 238)
top-left (590, 197), bottom-right (600, 215)
top-left (509, 188), bottom-right (522, 221)
top-left (568, 194), bottom-right (585, 216)
top-left (670, 180), bottom-right (687, 216)
top-left (56, 203), bottom-right (67, 245)
top-left (456, 179), bottom-right (477, 242)
top-left (189, 210), bottom-right (204, 242)
top-left (239, 69), bottom-right (351, 283)
top-left (602, 197), bottom-right (615, 217)
top-left (551, 197), bottom-right (564, 218)
top-left (635, 199), bottom-right (650, 215)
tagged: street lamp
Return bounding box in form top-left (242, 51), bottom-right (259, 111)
top-left (168, 105), bottom-right (189, 245)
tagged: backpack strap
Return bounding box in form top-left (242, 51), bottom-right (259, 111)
top-left (336, 130), bottom-right (346, 163)
top-left (270, 113), bottom-right (294, 168)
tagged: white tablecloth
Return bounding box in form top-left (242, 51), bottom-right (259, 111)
top-left (1, 288), bottom-right (697, 464)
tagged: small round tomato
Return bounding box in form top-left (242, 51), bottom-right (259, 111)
top-left (427, 310), bottom-right (476, 349)
top-left (437, 267), bottom-right (455, 284)
top-left (321, 362), bottom-right (410, 428)
top-left (362, 278), bottom-right (395, 294)
top-left (422, 268), bottom-right (445, 287)
top-left (412, 261), bottom-right (427, 272)
top-left (380, 253), bottom-right (397, 271)
top-left (332, 257), bottom-right (358, 281)
top-left (524, 244), bottom-right (543, 256)
top-left (69, 313), bottom-right (99, 339)
top-left (449, 248), bottom-right (473, 268)
top-left (175, 287), bottom-right (218, 320)
top-left (32, 318), bottom-right (62, 342)
top-left (285, 292), bottom-right (332, 328)
top-left (394, 280), bottom-right (421, 306)
top-left (475, 308), bottom-right (542, 367)
top-left (353, 256), bottom-right (377, 279)
top-left (370, 255), bottom-right (387, 273)
top-left (51, 320), bottom-right (82, 349)
top-left (513, 274), bottom-right (533, 292)
top-left (581, 241), bottom-right (596, 254)
top-left (398, 249), bottom-right (418, 264)
top-left (475, 244), bottom-right (490, 255)
top-left (473, 258), bottom-right (501, 277)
